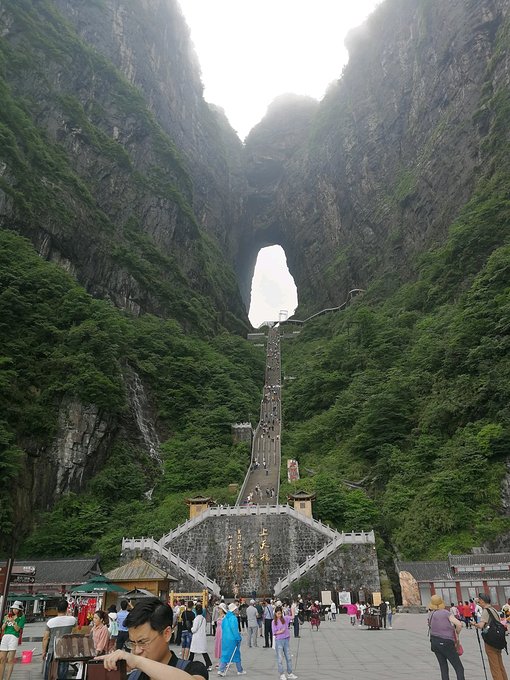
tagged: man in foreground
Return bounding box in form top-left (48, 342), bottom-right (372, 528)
top-left (96, 597), bottom-right (207, 680)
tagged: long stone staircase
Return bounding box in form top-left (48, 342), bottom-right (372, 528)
top-left (122, 310), bottom-right (379, 598)
top-left (236, 326), bottom-right (281, 506)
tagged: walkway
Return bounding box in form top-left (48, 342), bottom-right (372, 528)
top-left (11, 615), bottom-right (499, 679)
top-left (237, 327), bottom-right (281, 506)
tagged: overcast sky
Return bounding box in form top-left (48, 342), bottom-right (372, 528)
top-left (177, 0), bottom-right (382, 327)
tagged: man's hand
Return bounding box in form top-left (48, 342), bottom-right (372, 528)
top-left (94, 649), bottom-right (134, 672)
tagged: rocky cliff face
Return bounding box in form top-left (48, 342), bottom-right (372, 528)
top-left (2, 0), bottom-right (510, 540)
top-left (0, 0), bottom-right (247, 329)
top-left (238, 0), bottom-right (510, 315)
top-left (0, 0), bottom-right (251, 519)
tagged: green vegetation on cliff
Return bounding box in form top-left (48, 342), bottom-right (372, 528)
top-left (281, 172), bottom-right (510, 561)
top-left (0, 0), bottom-right (247, 335)
top-left (0, 229), bottom-right (263, 562)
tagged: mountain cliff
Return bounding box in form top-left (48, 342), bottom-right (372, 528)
top-left (0, 0), bottom-right (258, 549)
top-left (1, 0), bottom-right (509, 568)
top-left (240, 0), bottom-right (509, 315)
top-left (0, 0), bottom-right (246, 328)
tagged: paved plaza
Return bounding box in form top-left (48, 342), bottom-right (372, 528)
top-left (9, 614), bottom-right (504, 679)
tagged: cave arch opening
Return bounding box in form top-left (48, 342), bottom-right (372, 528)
top-left (248, 245), bottom-right (298, 328)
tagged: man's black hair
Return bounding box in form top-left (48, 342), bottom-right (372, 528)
top-left (124, 597), bottom-right (173, 631)
top-left (120, 600), bottom-right (128, 610)
top-left (57, 600), bottom-right (69, 613)
top-left (196, 604), bottom-right (203, 615)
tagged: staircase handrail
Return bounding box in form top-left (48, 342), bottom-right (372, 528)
top-left (273, 529), bottom-right (376, 594)
top-left (279, 289), bottom-right (365, 327)
top-left (122, 536), bottom-right (221, 596)
top-left (127, 505), bottom-right (371, 551)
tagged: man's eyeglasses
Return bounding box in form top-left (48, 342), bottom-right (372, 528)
top-left (125, 633), bottom-right (161, 651)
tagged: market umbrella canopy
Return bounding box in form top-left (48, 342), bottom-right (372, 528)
top-left (70, 574), bottom-right (128, 593)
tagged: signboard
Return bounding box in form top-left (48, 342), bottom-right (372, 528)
top-left (287, 459), bottom-right (300, 482)
top-left (321, 590), bottom-right (332, 605)
top-left (12, 566), bottom-right (36, 575)
top-left (11, 576), bottom-right (35, 584)
top-left (338, 591), bottom-right (352, 605)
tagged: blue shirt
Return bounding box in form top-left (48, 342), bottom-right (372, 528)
top-left (117, 609), bottom-right (129, 632)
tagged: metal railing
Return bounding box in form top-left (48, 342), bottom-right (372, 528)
top-left (279, 289), bottom-right (365, 327)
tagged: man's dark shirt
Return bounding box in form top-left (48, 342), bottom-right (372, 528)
top-left (137, 651), bottom-right (208, 680)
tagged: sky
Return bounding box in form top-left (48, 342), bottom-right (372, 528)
top-left (177, 0), bottom-right (383, 327)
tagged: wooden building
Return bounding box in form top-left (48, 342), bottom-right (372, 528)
top-left (105, 558), bottom-right (177, 604)
top-left (398, 553), bottom-right (510, 608)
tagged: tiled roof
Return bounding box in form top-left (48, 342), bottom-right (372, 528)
top-left (450, 570), bottom-right (510, 579)
top-left (1, 557), bottom-right (101, 585)
top-left (105, 558), bottom-right (177, 582)
top-left (397, 561), bottom-right (452, 581)
top-left (288, 490), bottom-right (316, 499)
top-left (450, 553), bottom-right (510, 566)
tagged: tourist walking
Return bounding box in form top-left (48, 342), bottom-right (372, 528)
top-left (255, 600), bottom-right (264, 638)
top-left (346, 603), bottom-right (357, 626)
top-left (263, 600), bottom-right (274, 647)
top-left (181, 601), bottom-right (195, 661)
top-left (212, 601), bottom-right (221, 637)
top-left (246, 600), bottom-right (259, 647)
top-left (473, 592), bottom-right (508, 680)
top-left (272, 606), bottom-right (298, 680)
top-left (330, 601), bottom-right (337, 622)
top-left (0, 602), bottom-right (25, 680)
top-left (108, 607), bottom-right (119, 652)
top-left (310, 602), bottom-right (321, 631)
top-left (41, 599), bottom-right (76, 680)
top-left (291, 599), bottom-right (300, 637)
top-left (239, 600), bottom-right (248, 630)
top-left (116, 600), bottom-right (130, 650)
top-left (387, 604), bottom-right (394, 629)
top-left (379, 600), bottom-right (387, 629)
top-left (189, 604), bottom-right (212, 670)
top-left (215, 603), bottom-right (227, 667)
top-left (218, 603), bottom-right (245, 676)
top-left (428, 594), bottom-right (465, 680)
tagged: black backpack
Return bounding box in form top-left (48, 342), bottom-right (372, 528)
top-left (481, 607), bottom-right (508, 653)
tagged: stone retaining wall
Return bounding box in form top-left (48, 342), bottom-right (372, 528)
top-left (122, 513), bottom-right (380, 597)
